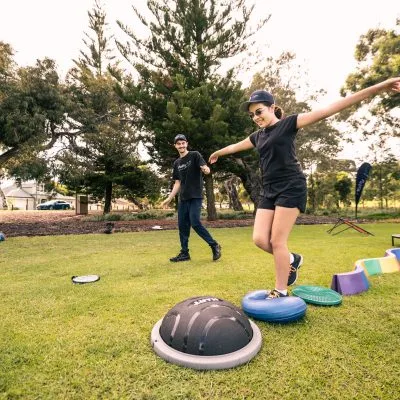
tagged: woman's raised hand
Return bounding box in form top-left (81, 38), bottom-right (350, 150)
top-left (386, 77), bottom-right (400, 92)
top-left (208, 152), bottom-right (219, 164)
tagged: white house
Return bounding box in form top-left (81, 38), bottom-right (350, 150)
top-left (1, 180), bottom-right (75, 210)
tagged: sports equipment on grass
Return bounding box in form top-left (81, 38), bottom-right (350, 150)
top-left (391, 234), bottom-right (400, 247)
top-left (385, 248), bottom-right (400, 262)
top-left (151, 296), bottom-right (262, 370)
top-left (71, 275), bottom-right (100, 284)
top-left (330, 248), bottom-right (400, 295)
top-left (241, 290), bottom-right (307, 323)
top-left (327, 218), bottom-right (373, 236)
top-left (292, 285), bottom-right (342, 306)
top-left (357, 253), bottom-right (400, 276)
top-left (331, 265), bottom-right (370, 295)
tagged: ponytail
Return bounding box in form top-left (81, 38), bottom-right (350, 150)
top-left (274, 105), bottom-right (284, 119)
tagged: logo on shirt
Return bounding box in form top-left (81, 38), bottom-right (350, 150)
top-left (178, 160), bottom-right (192, 171)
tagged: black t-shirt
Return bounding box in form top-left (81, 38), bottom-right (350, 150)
top-left (249, 114), bottom-right (304, 184)
top-left (172, 151), bottom-right (206, 200)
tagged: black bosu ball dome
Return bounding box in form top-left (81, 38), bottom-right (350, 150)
top-left (151, 296), bottom-right (262, 370)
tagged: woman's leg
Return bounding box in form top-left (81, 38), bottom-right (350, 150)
top-left (269, 206), bottom-right (299, 290)
top-left (253, 208), bottom-right (275, 253)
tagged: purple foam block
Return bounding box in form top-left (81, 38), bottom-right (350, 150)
top-left (331, 265), bottom-right (370, 296)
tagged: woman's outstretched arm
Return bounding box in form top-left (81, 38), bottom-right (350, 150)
top-left (297, 77), bottom-right (400, 129)
top-left (209, 137), bottom-right (254, 164)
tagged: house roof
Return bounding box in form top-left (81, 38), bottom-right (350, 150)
top-left (1, 185), bottom-right (16, 195)
top-left (1, 182), bottom-right (75, 201)
top-left (5, 187), bottom-right (33, 199)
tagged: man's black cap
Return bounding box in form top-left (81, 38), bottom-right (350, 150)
top-left (174, 134), bottom-right (187, 143)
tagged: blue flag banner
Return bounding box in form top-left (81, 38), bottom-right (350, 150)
top-left (355, 162), bottom-right (372, 206)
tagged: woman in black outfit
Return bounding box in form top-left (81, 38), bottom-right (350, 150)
top-left (209, 77), bottom-right (400, 299)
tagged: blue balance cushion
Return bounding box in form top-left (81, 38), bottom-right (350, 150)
top-left (242, 290), bottom-right (307, 323)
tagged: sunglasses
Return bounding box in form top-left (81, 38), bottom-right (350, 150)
top-left (248, 107), bottom-right (267, 119)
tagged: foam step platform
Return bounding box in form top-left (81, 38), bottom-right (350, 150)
top-left (241, 290), bottom-right (307, 323)
top-left (331, 265), bottom-right (370, 296)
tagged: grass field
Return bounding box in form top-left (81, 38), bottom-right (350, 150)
top-left (1, 223), bottom-right (400, 399)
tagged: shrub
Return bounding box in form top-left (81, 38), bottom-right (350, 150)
top-left (217, 211), bottom-right (253, 220)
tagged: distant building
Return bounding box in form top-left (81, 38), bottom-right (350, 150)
top-left (0, 180), bottom-right (139, 212)
top-left (1, 181), bottom-right (75, 210)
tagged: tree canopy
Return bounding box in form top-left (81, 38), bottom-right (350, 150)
top-left (55, 1), bottom-right (161, 213)
top-left (0, 42), bottom-right (68, 168)
top-left (342, 23), bottom-right (400, 112)
top-left (116, 0), bottom-right (269, 219)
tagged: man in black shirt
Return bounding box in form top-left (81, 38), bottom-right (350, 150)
top-left (162, 134), bottom-right (221, 262)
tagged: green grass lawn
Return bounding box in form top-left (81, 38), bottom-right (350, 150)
top-left (1, 223), bottom-right (399, 400)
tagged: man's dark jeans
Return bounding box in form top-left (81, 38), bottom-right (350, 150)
top-left (178, 198), bottom-right (217, 253)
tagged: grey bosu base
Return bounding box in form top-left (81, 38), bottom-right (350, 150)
top-left (150, 296), bottom-right (262, 370)
top-left (151, 319), bottom-right (261, 370)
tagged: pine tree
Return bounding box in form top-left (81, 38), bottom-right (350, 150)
top-left (59, 1), bottom-right (160, 213)
top-left (116, 0), bottom-right (269, 219)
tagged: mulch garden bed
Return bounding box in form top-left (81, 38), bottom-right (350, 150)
top-left (0, 210), bottom-right (342, 238)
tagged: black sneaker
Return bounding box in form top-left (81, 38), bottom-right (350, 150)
top-left (170, 252), bottom-right (191, 262)
top-left (211, 243), bottom-right (221, 261)
top-left (267, 289), bottom-right (288, 299)
top-left (288, 253), bottom-right (303, 286)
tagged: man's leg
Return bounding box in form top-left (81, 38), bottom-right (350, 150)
top-left (178, 200), bottom-right (191, 253)
top-left (189, 199), bottom-right (217, 245)
top-left (189, 199), bottom-right (221, 260)
top-left (171, 201), bottom-right (191, 262)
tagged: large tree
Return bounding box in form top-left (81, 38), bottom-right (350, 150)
top-left (0, 42), bottom-right (71, 209)
top-left (116, 0), bottom-right (269, 220)
top-left (0, 42), bottom-right (69, 168)
top-left (340, 23), bottom-right (400, 142)
top-left (364, 140), bottom-right (400, 209)
top-left (57, 1), bottom-right (160, 213)
top-left (342, 23), bottom-right (400, 112)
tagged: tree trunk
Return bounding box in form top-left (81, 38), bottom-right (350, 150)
top-left (204, 173), bottom-right (217, 221)
top-left (224, 177), bottom-right (243, 211)
top-left (0, 187), bottom-right (8, 210)
top-left (129, 197), bottom-right (145, 210)
top-left (103, 181), bottom-right (113, 214)
top-left (234, 158), bottom-right (261, 215)
top-left (308, 172), bottom-right (316, 212)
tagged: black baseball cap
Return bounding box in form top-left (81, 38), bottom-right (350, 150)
top-left (240, 90), bottom-right (275, 111)
top-left (174, 134), bottom-right (187, 143)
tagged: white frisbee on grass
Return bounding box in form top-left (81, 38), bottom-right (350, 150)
top-left (71, 275), bottom-right (100, 284)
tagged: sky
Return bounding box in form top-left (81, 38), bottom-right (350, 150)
top-left (0, 0), bottom-right (399, 162)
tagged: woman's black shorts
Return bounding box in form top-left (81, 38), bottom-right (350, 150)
top-left (258, 177), bottom-right (307, 213)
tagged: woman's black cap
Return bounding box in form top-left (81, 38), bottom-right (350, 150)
top-left (240, 90), bottom-right (275, 111)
